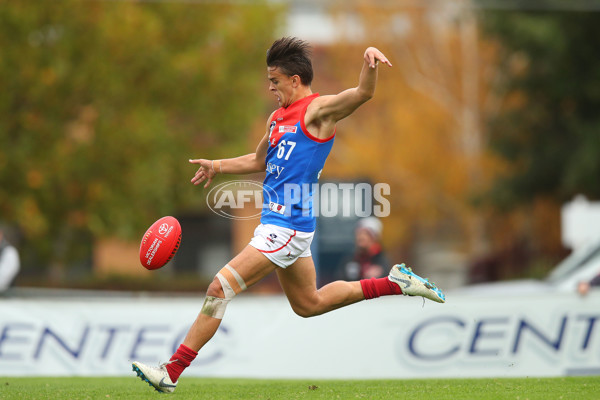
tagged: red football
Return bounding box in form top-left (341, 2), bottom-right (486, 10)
top-left (139, 216), bottom-right (182, 270)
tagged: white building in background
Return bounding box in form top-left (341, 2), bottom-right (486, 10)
top-left (562, 195), bottom-right (600, 251)
top-left (282, 0), bottom-right (470, 44)
top-left (285, 6), bottom-right (366, 44)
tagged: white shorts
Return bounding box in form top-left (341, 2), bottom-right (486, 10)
top-left (249, 224), bottom-right (314, 268)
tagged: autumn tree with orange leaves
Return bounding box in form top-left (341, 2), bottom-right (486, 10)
top-left (318, 1), bottom-right (565, 282)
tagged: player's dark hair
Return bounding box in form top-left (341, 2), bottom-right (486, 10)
top-left (266, 37), bottom-right (313, 86)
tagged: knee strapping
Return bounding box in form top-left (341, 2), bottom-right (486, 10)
top-left (215, 264), bottom-right (247, 299)
top-left (200, 264), bottom-right (247, 319)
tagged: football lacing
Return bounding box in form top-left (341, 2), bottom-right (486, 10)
top-left (166, 234), bottom-right (181, 262)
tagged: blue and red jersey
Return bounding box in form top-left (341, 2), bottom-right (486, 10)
top-left (260, 93), bottom-right (335, 232)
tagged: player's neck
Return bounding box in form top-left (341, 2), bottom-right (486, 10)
top-left (288, 87), bottom-right (313, 106)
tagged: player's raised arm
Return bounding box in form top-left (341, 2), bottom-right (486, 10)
top-left (189, 113), bottom-right (273, 188)
top-left (305, 47), bottom-right (392, 138)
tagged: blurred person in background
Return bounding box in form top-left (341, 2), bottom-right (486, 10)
top-left (0, 228), bottom-right (20, 293)
top-left (577, 273), bottom-right (600, 296)
top-left (338, 217), bottom-right (389, 281)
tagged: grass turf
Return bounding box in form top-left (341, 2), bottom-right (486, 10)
top-left (1, 376), bottom-right (598, 399)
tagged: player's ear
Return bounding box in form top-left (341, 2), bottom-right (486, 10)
top-left (291, 75), bottom-right (301, 88)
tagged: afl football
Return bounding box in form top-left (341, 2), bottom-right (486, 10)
top-left (139, 216), bottom-right (181, 270)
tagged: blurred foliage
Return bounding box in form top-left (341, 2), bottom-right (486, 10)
top-left (482, 10), bottom-right (600, 206)
top-left (316, 2), bottom-right (567, 278)
top-left (321, 3), bottom-right (504, 257)
top-left (0, 0), bottom-right (280, 275)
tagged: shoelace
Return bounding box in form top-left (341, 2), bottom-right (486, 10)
top-left (425, 279), bottom-right (440, 290)
top-left (404, 265), bottom-right (439, 289)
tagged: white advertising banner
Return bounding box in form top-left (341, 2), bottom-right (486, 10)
top-left (0, 292), bottom-right (599, 378)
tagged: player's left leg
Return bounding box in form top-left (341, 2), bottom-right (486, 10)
top-left (133, 245), bottom-right (278, 393)
top-left (180, 245), bottom-right (277, 351)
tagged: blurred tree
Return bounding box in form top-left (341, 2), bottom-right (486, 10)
top-left (321, 1), bottom-right (504, 261)
top-left (0, 0), bottom-right (280, 280)
top-left (311, 1), bottom-right (572, 282)
top-left (482, 10), bottom-right (600, 204)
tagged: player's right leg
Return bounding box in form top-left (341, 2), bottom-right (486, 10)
top-left (277, 258), bottom-right (444, 318)
top-left (132, 245), bottom-right (277, 393)
top-left (276, 256), bottom-right (366, 317)
top-left (388, 263), bottom-right (445, 303)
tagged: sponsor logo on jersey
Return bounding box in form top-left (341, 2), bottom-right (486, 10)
top-left (269, 201), bottom-right (286, 215)
top-left (266, 162), bottom-right (285, 179)
top-left (279, 125), bottom-right (297, 134)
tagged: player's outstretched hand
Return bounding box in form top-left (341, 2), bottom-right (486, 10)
top-left (189, 158), bottom-right (216, 188)
top-left (364, 47), bottom-right (392, 69)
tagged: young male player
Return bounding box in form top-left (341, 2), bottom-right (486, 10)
top-left (132, 37), bottom-right (445, 393)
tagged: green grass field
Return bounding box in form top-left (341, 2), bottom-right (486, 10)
top-left (1, 376), bottom-right (599, 400)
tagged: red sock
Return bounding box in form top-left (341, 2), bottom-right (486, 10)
top-left (360, 277), bottom-right (402, 299)
top-left (166, 344), bottom-right (198, 382)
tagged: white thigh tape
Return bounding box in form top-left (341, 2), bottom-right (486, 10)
top-left (215, 264), bottom-right (247, 299)
top-left (224, 264), bottom-right (247, 291)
